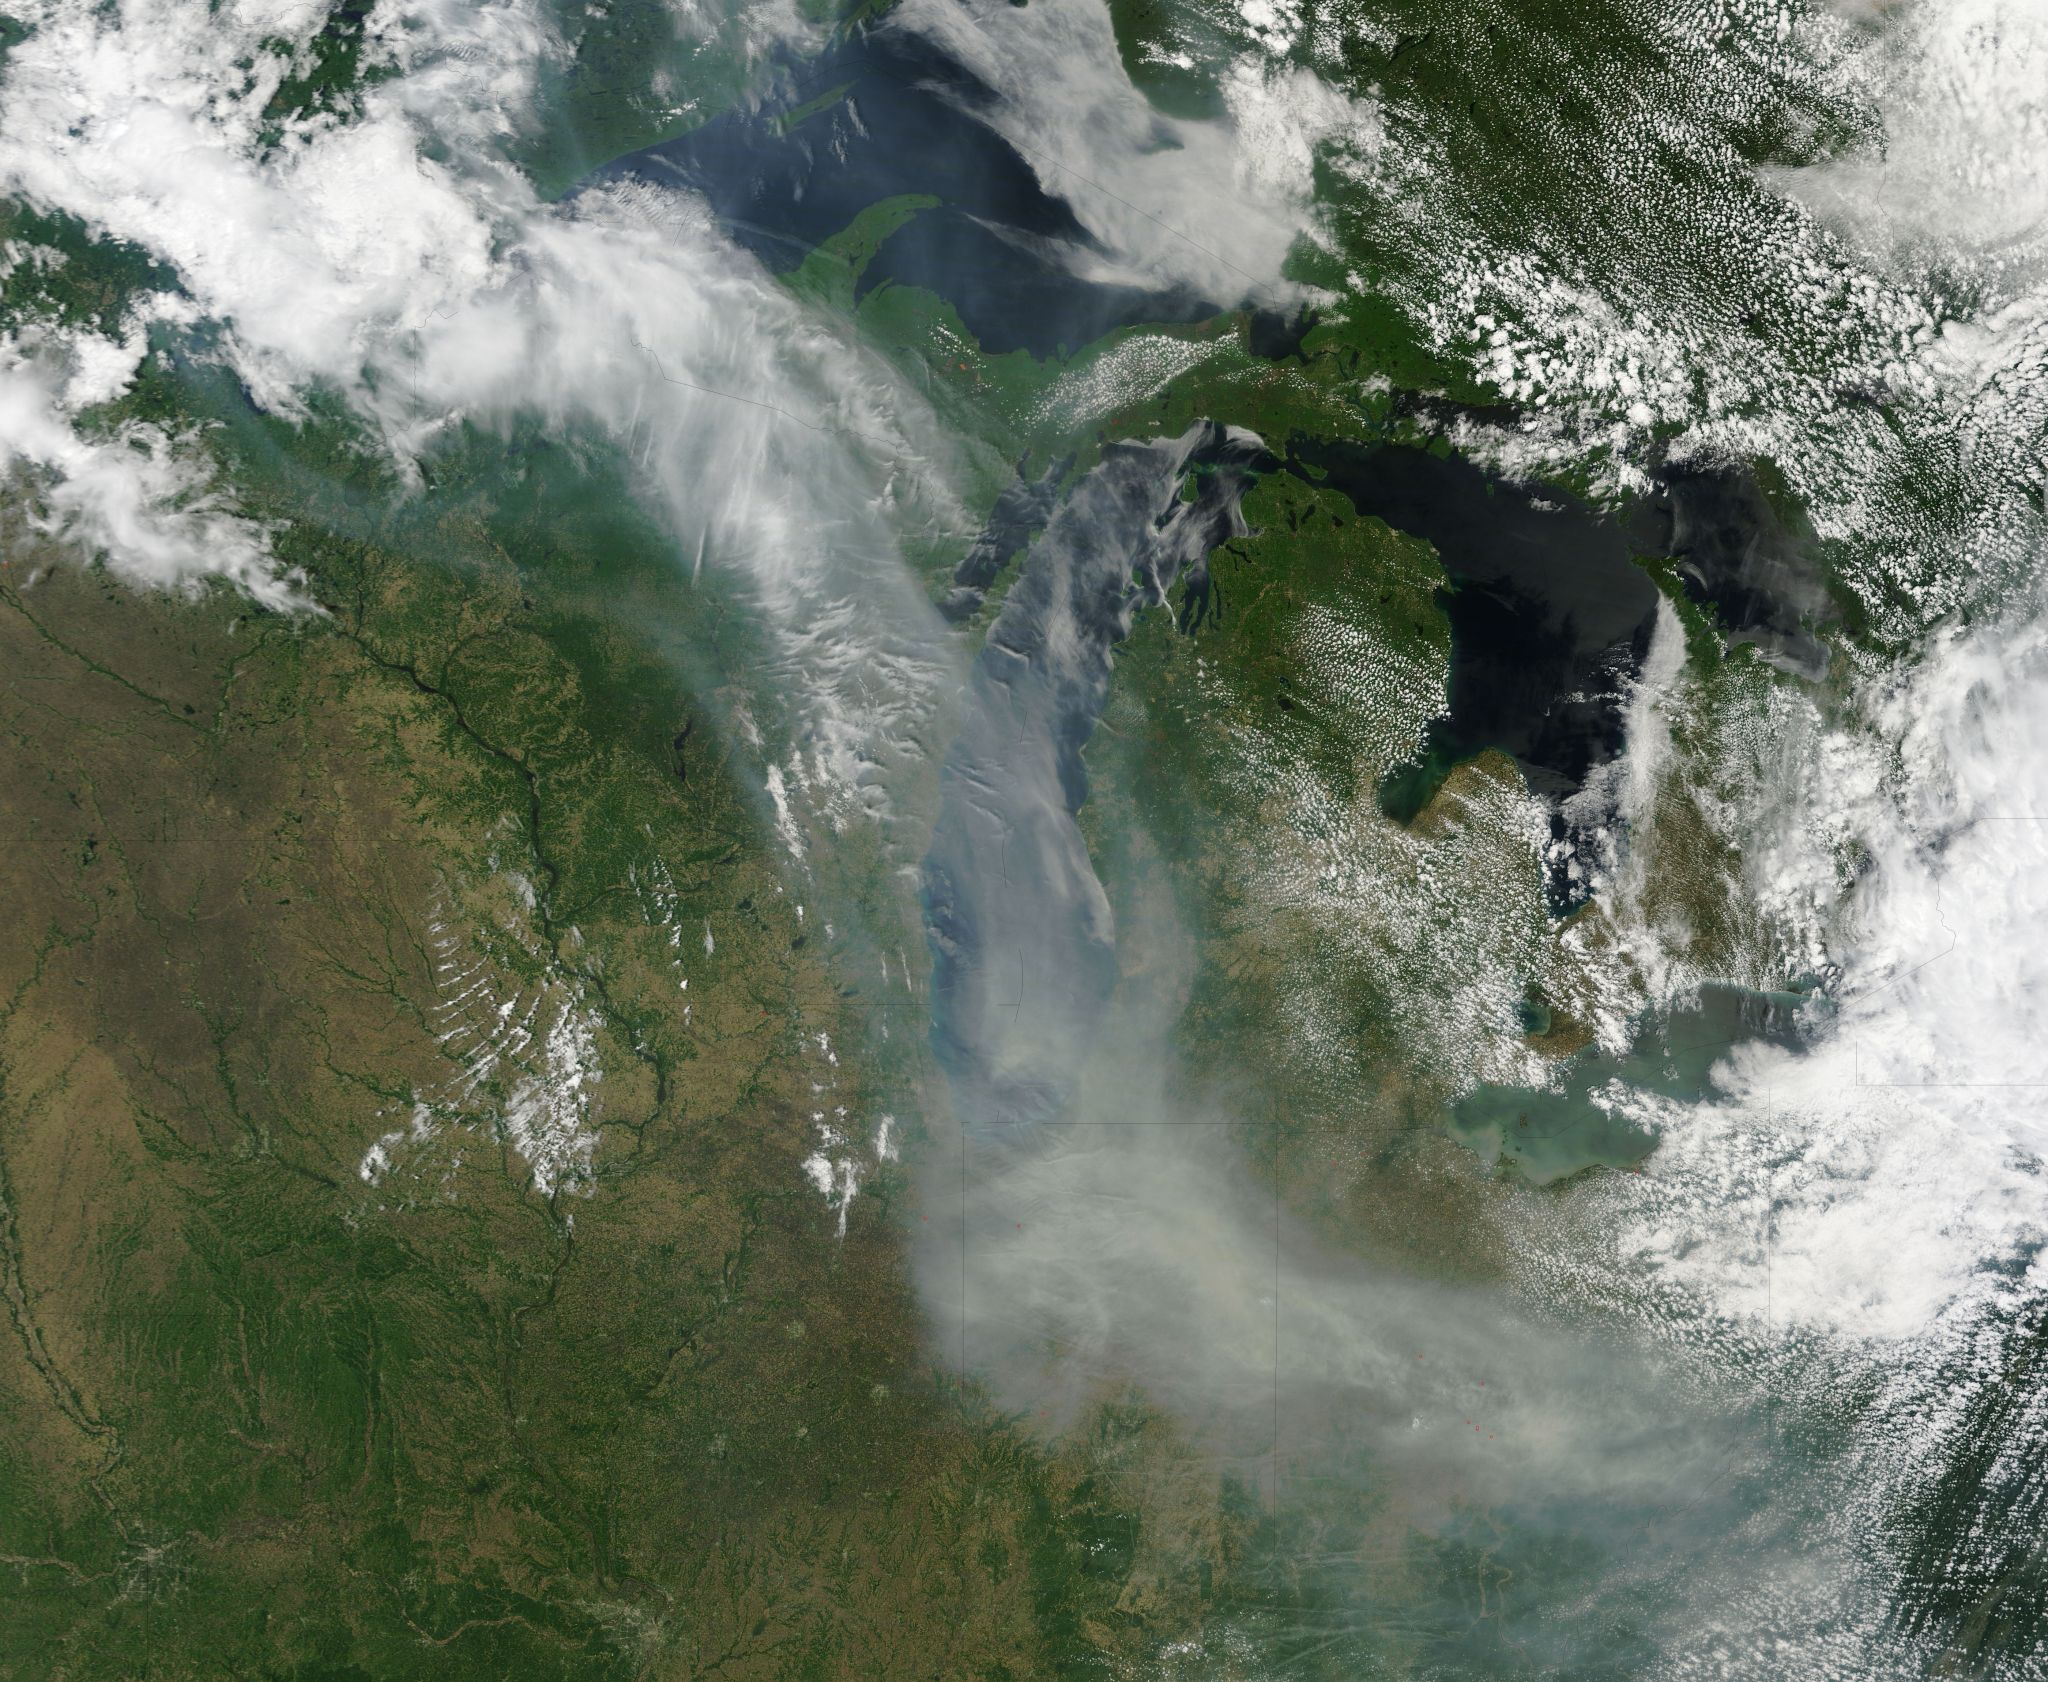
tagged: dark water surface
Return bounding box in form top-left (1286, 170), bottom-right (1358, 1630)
top-left (588, 25), bottom-right (1824, 906)
top-left (1286, 439), bottom-right (1660, 909)
top-left (1631, 464), bottom-right (1833, 677)
top-left (1290, 439), bottom-right (1661, 811)
top-left (593, 25), bottom-right (1220, 357)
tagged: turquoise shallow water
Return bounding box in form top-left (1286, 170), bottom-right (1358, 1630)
top-left (1450, 982), bottom-right (1825, 1183)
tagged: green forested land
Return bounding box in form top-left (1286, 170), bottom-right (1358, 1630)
top-left (0, 438), bottom-right (1248, 1678)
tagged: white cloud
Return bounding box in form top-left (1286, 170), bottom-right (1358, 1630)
top-left (888, 0), bottom-right (1347, 305)
top-left (1220, 57), bottom-right (1381, 204)
top-left (1476, 606), bottom-right (2048, 1626)
top-left (0, 320), bottom-right (294, 603)
top-left (0, 0), bottom-right (527, 414)
top-left (1780, 0), bottom-right (2048, 306)
top-left (0, 0), bottom-right (964, 834)
top-left (7, 0), bottom-right (2042, 1391)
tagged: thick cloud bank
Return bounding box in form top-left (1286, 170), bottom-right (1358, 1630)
top-left (0, 0), bottom-right (969, 824)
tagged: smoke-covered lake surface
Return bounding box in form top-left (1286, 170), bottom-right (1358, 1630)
top-left (907, 428), bottom-right (1909, 1676)
top-left (1450, 981), bottom-right (1824, 1182)
top-left (2, 0), bottom-right (2045, 1675)
top-left (923, 422), bottom-right (1263, 1124)
top-left (596, 23), bottom-right (1223, 355)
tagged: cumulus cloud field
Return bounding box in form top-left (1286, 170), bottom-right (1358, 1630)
top-left (2, 0), bottom-right (2046, 1666)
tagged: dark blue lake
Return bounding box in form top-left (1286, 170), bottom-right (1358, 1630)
top-left (592, 24), bottom-right (1221, 357)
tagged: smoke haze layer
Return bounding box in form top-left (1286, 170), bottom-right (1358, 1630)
top-left (3, 0), bottom-right (2047, 1674)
